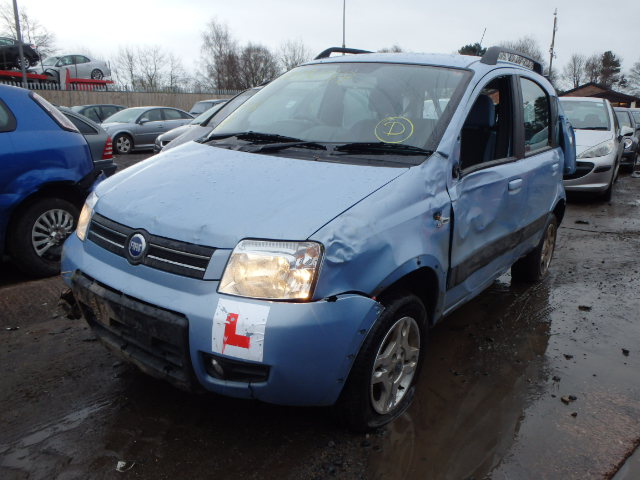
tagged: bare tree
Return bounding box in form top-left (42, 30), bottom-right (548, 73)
top-left (279, 39), bottom-right (310, 72)
top-left (166, 53), bottom-right (187, 91)
top-left (584, 54), bottom-right (601, 83)
top-left (238, 43), bottom-right (279, 89)
top-left (378, 45), bottom-right (403, 53)
top-left (0, 2), bottom-right (56, 58)
top-left (201, 18), bottom-right (240, 90)
top-left (137, 45), bottom-right (166, 90)
top-left (113, 46), bottom-right (138, 89)
top-left (628, 60), bottom-right (640, 95)
top-left (562, 53), bottom-right (586, 89)
top-left (498, 36), bottom-right (547, 72)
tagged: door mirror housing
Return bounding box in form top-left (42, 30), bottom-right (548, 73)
top-left (621, 125), bottom-right (634, 136)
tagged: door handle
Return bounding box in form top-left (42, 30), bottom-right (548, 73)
top-left (508, 179), bottom-right (523, 191)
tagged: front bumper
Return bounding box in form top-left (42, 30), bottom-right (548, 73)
top-left (62, 234), bottom-right (382, 406)
top-left (563, 152), bottom-right (616, 192)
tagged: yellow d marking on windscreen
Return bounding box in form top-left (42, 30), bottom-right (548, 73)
top-left (375, 117), bottom-right (414, 144)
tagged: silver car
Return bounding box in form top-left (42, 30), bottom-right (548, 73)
top-left (101, 106), bottom-right (193, 154)
top-left (560, 97), bottom-right (623, 200)
top-left (154, 87), bottom-right (262, 153)
top-left (29, 54), bottom-right (111, 80)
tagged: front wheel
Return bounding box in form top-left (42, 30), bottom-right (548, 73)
top-left (113, 134), bottom-right (133, 154)
top-left (338, 291), bottom-right (427, 432)
top-left (511, 214), bottom-right (557, 283)
top-left (7, 198), bottom-right (79, 277)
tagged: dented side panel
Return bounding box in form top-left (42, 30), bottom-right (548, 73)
top-left (310, 153), bottom-right (452, 319)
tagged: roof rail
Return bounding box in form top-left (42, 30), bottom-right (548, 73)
top-left (480, 46), bottom-right (543, 75)
top-left (314, 47), bottom-right (372, 60)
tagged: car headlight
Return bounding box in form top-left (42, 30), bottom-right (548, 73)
top-left (219, 240), bottom-right (323, 301)
top-left (578, 139), bottom-right (614, 159)
top-left (623, 137), bottom-right (633, 150)
top-left (76, 192), bottom-right (98, 241)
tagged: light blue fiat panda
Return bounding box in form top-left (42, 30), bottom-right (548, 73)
top-left (62, 47), bottom-right (576, 431)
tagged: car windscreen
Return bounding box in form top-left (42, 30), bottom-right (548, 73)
top-left (615, 111), bottom-right (632, 129)
top-left (42, 56), bottom-right (59, 66)
top-left (560, 100), bottom-right (610, 130)
top-left (191, 101), bottom-right (213, 115)
top-left (103, 107), bottom-right (146, 124)
top-left (211, 62), bottom-right (471, 152)
top-left (190, 103), bottom-right (226, 125)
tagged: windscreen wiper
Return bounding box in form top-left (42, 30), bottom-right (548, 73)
top-left (334, 142), bottom-right (433, 156)
top-left (245, 141), bottom-right (327, 153)
top-left (203, 131), bottom-right (307, 144)
top-left (577, 127), bottom-right (608, 131)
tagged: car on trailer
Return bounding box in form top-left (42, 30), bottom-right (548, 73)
top-left (62, 46), bottom-right (575, 431)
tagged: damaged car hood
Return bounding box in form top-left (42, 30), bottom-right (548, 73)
top-left (93, 142), bottom-right (407, 248)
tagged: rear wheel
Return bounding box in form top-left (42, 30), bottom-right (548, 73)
top-left (511, 214), bottom-right (557, 283)
top-left (90, 69), bottom-right (104, 80)
top-left (114, 134), bottom-right (133, 154)
top-left (338, 291), bottom-right (427, 432)
top-left (7, 198), bottom-right (79, 277)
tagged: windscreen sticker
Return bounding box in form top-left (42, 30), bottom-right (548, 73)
top-left (212, 298), bottom-right (270, 362)
top-left (375, 116), bottom-right (414, 143)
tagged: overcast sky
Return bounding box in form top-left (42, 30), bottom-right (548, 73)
top-left (12, 0), bottom-right (640, 81)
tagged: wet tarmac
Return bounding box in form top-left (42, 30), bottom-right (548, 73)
top-left (1, 154), bottom-right (639, 479)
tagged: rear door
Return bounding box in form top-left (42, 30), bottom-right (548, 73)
top-left (74, 55), bottom-right (91, 78)
top-left (445, 73), bottom-right (529, 311)
top-left (514, 76), bottom-right (562, 241)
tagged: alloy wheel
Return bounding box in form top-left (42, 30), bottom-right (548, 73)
top-left (31, 208), bottom-right (75, 259)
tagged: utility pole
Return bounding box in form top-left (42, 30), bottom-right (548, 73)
top-left (12, 0), bottom-right (27, 88)
top-left (342, 0), bottom-right (346, 50)
top-left (548, 9), bottom-right (558, 79)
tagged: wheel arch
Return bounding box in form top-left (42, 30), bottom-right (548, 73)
top-left (372, 263), bottom-right (443, 327)
top-left (4, 181), bottom-right (85, 251)
top-left (553, 198), bottom-right (566, 225)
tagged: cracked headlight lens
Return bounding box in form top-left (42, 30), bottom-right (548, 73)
top-left (219, 240), bottom-right (323, 300)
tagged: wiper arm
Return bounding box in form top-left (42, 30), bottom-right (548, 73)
top-left (203, 131), bottom-right (306, 144)
top-left (334, 142), bottom-right (433, 156)
top-left (576, 127), bottom-right (608, 131)
top-left (245, 141), bottom-right (327, 153)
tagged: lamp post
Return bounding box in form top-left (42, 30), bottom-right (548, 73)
top-left (12, 0), bottom-right (28, 88)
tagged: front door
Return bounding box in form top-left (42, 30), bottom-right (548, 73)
top-left (445, 74), bottom-right (528, 311)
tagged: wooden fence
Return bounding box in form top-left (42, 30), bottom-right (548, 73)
top-left (32, 89), bottom-right (236, 112)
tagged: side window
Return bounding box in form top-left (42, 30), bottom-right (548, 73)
top-left (65, 114), bottom-right (97, 134)
top-left (460, 76), bottom-right (514, 170)
top-left (162, 109), bottom-right (183, 120)
top-left (75, 56), bottom-right (90, 64)
top-left (101, 106), bottom-right (118, 119)
top-left (141, 109), bottom-right (163, 122)
top-left (59, 55), bottom-right (74, 66)
top-left (83, 107), bottom-right (101, 123)
top-left (520, 78), bottom-right (551, 154)
top-left (0, 100), bottom-right (16, 132)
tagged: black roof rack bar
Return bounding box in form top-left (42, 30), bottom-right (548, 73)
top-left (314, 47), bottom-right (372, 60)
top-left (480, 46), bottom-right (543, 75)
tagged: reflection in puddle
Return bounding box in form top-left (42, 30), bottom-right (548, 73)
top-left (367, 277), bottom-right (553, 479)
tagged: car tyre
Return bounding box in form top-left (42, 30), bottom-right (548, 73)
top-left (90, 69), bottom-right (104, 80)
top-left (601, 170), bottom-right (615, 201)
top-left (338, 291), bottom-right (427, 432)
top-left (114, 134), bottom-right (133, 155)
top-left (7, 198), bottom-right (79, 278)
top-left (14, 55), bottom-right (28, 71)
top-left (511, 214), bottom-right (558, 283)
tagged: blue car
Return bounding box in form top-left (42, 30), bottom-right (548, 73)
top-left (62, 47), bottom-right (576, 431)
top-left (0, 84), bottom-right (115, 277)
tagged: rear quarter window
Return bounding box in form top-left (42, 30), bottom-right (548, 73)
top-left (0, 99), bottom-right (17, 132)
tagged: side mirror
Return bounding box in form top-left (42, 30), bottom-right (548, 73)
top-left (138, 118), bottom-right (148, 125)
top-left (621, 125), bottom-right (634, 136)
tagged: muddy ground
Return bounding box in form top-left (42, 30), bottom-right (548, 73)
top-left (1, 153), bottom-right (639, 479)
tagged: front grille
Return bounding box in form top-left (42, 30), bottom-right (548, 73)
top-left (72, 272), bottom-right (196, 391)
top-left (564, 161), bottom-right (594, 180)
top-left (88, 213), bottom-right (215, 279)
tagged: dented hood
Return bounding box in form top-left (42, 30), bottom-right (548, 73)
top-left (94, 142), bottom-right (406, 248)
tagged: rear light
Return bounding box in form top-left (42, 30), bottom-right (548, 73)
top-left (102, 137), bottom-right (113, 159)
